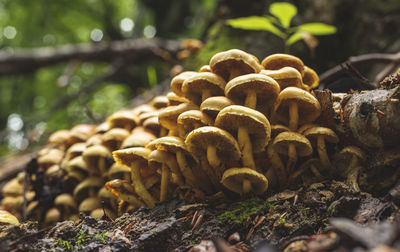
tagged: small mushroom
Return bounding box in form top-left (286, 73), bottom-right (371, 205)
top-left (105, 179), bottom-right (145, 208)
top-left (198, 65), bottom-right (211, 72)
top-left (177, 110), bottom-right (213, 138)
top-left (260, 67), bottom-right (302, 90)
top-left (112, 147), bottom-right (156, 208)
top-left (68, 124), bottom-right (96, 145)
top-left (147, 150), bottom-right (175, 201)
top-left (334, 146), bottom-right (366, 192)
top-left (225, 73), bottom-right (280, 115)
top-left (65, 142), bottom-right (86, 161)
top-left (79, 197), bottom-right (102, 216)
top-left (200, 96), bottom-right (234, 120)
top-left (273, 131), bottom-right (313, 172)
top-left (158, 102), bottom-right (199, 136)
top-left (304, 126), bottom-right (339, 170)
top-left (2, 178), bottom-right (23, 197)
top-left (102, 128), bottom-right (130, 152)
top-left (150, 95), bottom-right (169, 109)
top-left (166, 92), bottom-right (189, 106)
top-left (82, 145), bottom-right (112, 175)
top-left (107, 110), bottom-right (139, 131)
top-left (170, 71), bottom-right (197, 97)
top-left (261, 53), bottom-right (304, 76)
top-left (107, 163), bottom-right (131, 182)
top-left (95, 121), bottom-right (111, 134)
top-left (182, 72), bottom-right (226, 105)
top-left (302, 66), bottom-right (319, 91)
top-left (37, 148), bottom-right (64, 171)
top-left (66, 156), bottom-right (89, 186)
top-left (221, 168), bottom-right (268, 195)
top-left (215, 105), bottom-right (271, 170)
top-left (54, 193), bottom-right (78, 219)
top-left (44, 208), bottom-right (61, 226)
top-left (143, 116), bottom-right (163, 137)
top-left (73, 176), bottom-right (103, 204)
top-left (48, 130), bottom-right (70, 150)
top-left (121, 130), bottom-right (156, 149)
top-left (131, 104), bottom-right (155, 116)
top-left (185, 126), bottom-right (241, 180)
top-left (85, 134), bottom-right (103, 147)
top-left (0, 210), bottom-right (20, 225)
top-left (210, 49), bottom-right (263, 81)
top-left (272, 87), bottom-right (321, 131)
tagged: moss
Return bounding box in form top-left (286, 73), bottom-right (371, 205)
top-left (218, 197), bottom-right (274, 225)
top-left (53, 228), bottom-right (109, 250)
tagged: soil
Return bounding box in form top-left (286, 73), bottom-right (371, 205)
top-left (1, 180), bottom-right (399, 251)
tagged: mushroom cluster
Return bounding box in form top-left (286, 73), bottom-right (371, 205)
top-left (0, 49), bottom-right (366, 224)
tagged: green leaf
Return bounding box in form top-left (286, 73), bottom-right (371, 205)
top-left (286, 31), bottom-right (304, 45)
top-left (269, 2), bottom-right (297, 28)
top-left (295, 22), bottom-right (337, 35)
top-left (226, 16), bottom-right (284, 38)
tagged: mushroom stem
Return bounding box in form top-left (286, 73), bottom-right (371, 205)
top-left (288, 101), bottom-right (299, 131)
top-left (160, 163), bottom-right (170, 202)
top-left (167, 129), bottom-right (178, 136)
top-left (346, 165), bottom-right (362, 192)
top-left (267, 144), bottom-right (287, 188)
top-left (287, 143), bottom-right (297, 172)
top-left (160, 127), bottom-right (168, 137)
top-left (345, 155), bottom-right (359, 175)
top-left (164, 153), bottom-right (184, 186)
top-left (98, 158), bottom-right (107, 175)
top-left (200, 157), bottom-right (220, 189)
top-left (130, 160), bottom-right (156, 208)
top-left (310, 164), bottom-right (323, 178)
top-left (317, 136), bottom-right (331, 170)
top-left (202, 89), bottom-right (212, 102)
top-left (207, 145), bottom-right (222, 173)
top-left (242, 179), bottom-right (251, 195)
top-left (175, 151), bottom-right (197, 188)
top-left (238, 127), bottom-right (256, 170)
top-left (244, 91), bottom-right (257, 109)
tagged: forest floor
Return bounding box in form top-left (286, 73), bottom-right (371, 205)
top-left (1, 180), bottom-right (399, 252)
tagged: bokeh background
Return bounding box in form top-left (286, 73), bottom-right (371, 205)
top-left (0, 0), bottom-right (399, 157)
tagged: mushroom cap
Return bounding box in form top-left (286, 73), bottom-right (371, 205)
top-left (67, 156), bottom-right (88, 173)
top-left (44, 207), bottom-right (61, 225)
top-left (297, 123), bottom-right (319, 134)
top-left (148, 149), bottom-right (172, 166)
top-left (170, 71), bottom-right (197, 97)
top-left (98, 186), bottom-right (115, 200)
top-left (112, 147), bottom-right (151, 168)
top-left (37, 148), bottom-right (64, 167)
top-left (66, 143), bottom-right (86, 160)
top-left (273, 132), bottom-right (313, 157)
top-left (166, 92), bottom-right (189, 106)
top-left (221, 168), bottom-right (268, 195)
top-left (272, 87), bottom-right (321, 126)
top-left (105, 179), bottom-right (135, 197)
top-left (185, 126), bottom-right (241, 162)
top-left (121, 131), bottom-right (156, 149)
top-left (146, 136), bottom-right (187, 154)
top-left (339, 146), bottom-right (366, 161)
top-left (73, 176), bottom-right (104, 198)
top-left (90, 207), bottom-right (115, 219)
top-left (83, 144), bottom-right (111, 158)
top-left (69, 124), bottom-right (96, 142)
top-left (45, 164), bottom-right (62, 177)
top-left (182, 72), bottom-right (226, 105)
top-left (225, 73), bottom-right (280, 108)
top-left (107, 163), bottom-right (131, 178)
top-left (79, 197), bottom-right (102, 213)
top-left (54, 193), bottom-right (77, 209)
top-left (215, 105), bottom-right (271, 152)
top-left (107, 110), bottom-right (139, 130)
top-left (95, 121), bottom-right (111, 134)
top-left (210, 49), bottom-right (263, 81)
top-left (139, 111), bottom-right (159, 125)
top-left (0, 210), bottom-right (20, 225)
top-left (198, 65), bottom-right (211, 72)
top-left (49, 130), bottom-right (70, 147)
top-left (102, 128), bottom-right (130, 143)
top-left (85, 134), bottom-right (103, 147)
top-left (261, 53), bottom-right (304, 76)
top-left (260, 67), bottom-right (302, 89)
top-left (142, 116), bottom-right (161, 135)
top-left (200, 96), bottom-right (234, 119)
top-left (131, 104), bottom-right (155, 115)
top-left (177, 110), bottom-right (213, 138)
top-left (2, 178), bottom-right (23, 197)
top-left (304, 126), bottom-right (339, 144)
top-left (271, 124), bottom-right (290, 138)
top-left (158, 102), bottom-right (199, 131)
top-left (150, 95), bottom-right (169, 109)
top-left (302, 66), bottom-right (319, 90)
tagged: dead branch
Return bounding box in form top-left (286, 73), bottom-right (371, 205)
top-left (0, 38), bottom-right (181, 75)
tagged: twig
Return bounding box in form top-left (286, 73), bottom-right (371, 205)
top-left (319, 52), bottom-right (400, 89)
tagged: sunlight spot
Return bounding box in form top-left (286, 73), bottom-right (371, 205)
top-left (90, 28), bottom-right (103, 42)
top-left (3, 26), bottom-right (16, 39)
top-left (120, 18), bottom-right (134, 32)
top-left (7, 113), bottom-right (23, 131)
top-left (143, 25), bottom-right (156, 38)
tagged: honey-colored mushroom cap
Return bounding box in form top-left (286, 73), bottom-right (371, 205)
top-left (54, 193), bottom-right (77, 210)
top-left (273, 132), bottom-right (313, 157)
top-left (121, 131), bottom-right (156, 149)
top-left (158, 102), bottom-right (199, 132)
top-left (221, 168), bottom-right (268, 195)
top-left (166, 92), bottom-right (189, 106)
top-left (177, 110), bottom-right (213, 138)
top-left (302, 66), bottom-right (319, 91)
top-left (73, 176), bottom-right (104, 199)
top-left (150, 95), bottom-right (169, 109)
top-left (261, 53), bottom-right (304, 76)
top-left (304, 127), bottom-right (339, 144)
top-left (182, 72), bottom-right (226, 105)
top-left (260, 67), bottom-right (302, 90)
top-left (225, 73), bottom-right (280, 111)
top-left (170, 71), bottom-right (197, 97)
top-left (198, 65), bottom-right (211, 72)
top-left (79, 197), bottom-right (102, 213)
top-left (0, 210), bottom-right (20, 225)
top-left (112, 147), bottom-right (151, 168)
top-left (102, 128), bottom-right (130, 151)
top-left (272, 87), bottom-right (321, 129)
top-left (2, 178), bottom-right (23, 197)
top-left (66, 143), bottom-right (86, 160)
top-left (49, 130), bottom-right (70, 148)
top-left (107, 110), bottom-right (139, 131)
top-left (215, 105), bottom-right (271, 152)
top-left (210, 49), bottom-right (263, 81)
top-left (200, 96), bottom-right (234, 119)
top-left (69, 124), bottom-right (96, 143)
